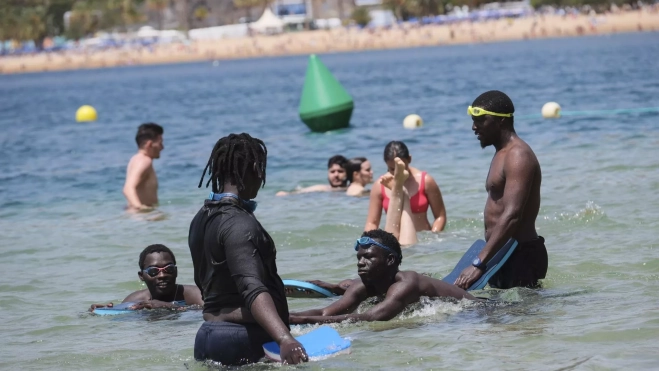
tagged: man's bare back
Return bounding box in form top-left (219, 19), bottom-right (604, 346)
top-left (290, 231), bottom-right (475, 325)
top-left (290, 272), bottom-right (474, 324)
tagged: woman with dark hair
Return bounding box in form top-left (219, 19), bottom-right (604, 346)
top-left (364, 141), bottom-right (447, 245)
top-left (345, 157), bottom-right (374, 196)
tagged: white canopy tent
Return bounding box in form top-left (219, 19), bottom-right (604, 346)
top-left (250, 8), bottom-right (285, 35)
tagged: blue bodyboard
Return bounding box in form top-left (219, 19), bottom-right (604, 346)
top-left (262, 326), bottom-right (351, 362)
top-left (283, 280), bottom-right (336, 298)
top-left (442, 239), bottom-right (518, 290)
top-left (92, 302), bottom-right (136, 316)
top-left (92, 301), bottom-right (186, 316)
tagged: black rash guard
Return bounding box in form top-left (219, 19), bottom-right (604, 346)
top-left (188, 198), bottom-right (289, 326)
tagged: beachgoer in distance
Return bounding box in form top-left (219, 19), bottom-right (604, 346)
top-left (289, 159), bottom-right (475, 324)
top-left (276, 155), bottom-right (348, 196)
top-left (89, 244), bottom-right (203, 311)
top-left (345, 157), bottom-right (374, 196)
top-left (123, 123), bottom-right (164, 211)
top-left (365, 141), bottom-right (447, 244)
top-left (189, 133), bottom-right (308, 365)
top-left (455, 90), bottom-right (547, 290)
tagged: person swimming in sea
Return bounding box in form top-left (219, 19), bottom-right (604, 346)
top-left (345, 157), bottom-right (374, 197)
top-left (365, 141), bottom-right (447, 245)
top-left (89, 244), bottom-right (203, 311)
top-left (289, 159), bottom-right (475, 324)
top-left (276, 155), bottom-right (348, 196)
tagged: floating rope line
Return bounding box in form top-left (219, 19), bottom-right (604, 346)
top-left (518, 106), bottom-right (659, 119)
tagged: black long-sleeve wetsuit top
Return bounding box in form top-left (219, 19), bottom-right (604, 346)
top-left (188, 198), bottom-right (289, 326)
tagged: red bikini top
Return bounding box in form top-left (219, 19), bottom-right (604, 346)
top-left (381, 172), bottom-right (428, 214)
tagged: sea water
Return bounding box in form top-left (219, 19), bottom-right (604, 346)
top-left (1, 33), bottom-right (658, 370)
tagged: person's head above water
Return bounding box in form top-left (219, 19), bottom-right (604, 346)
top-left (383, 141), bottom-right (412, 174)
top-left (138, 244), bottom-right (178, 300)
top-left (136, 123), bottom-right (164, 159)
top-left (327, 155), bottom-right (348, 188)
top-left (198, 133), bottom-right (267, 201)
top-left (354, 229), bottom-right (402, 283)
top-left (469, 90), bottom-right (515, 149)
top-left (346, 157), bottom-right (373, 186)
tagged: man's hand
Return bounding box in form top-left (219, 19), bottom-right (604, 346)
top-left (279, 337), bottom-right (308, 364)
top-left (454, 266), bottom-right (484, 289)
top-left (129, 300), bottom-right (176, 310)
top-left (89, 302), bottom-right (113, 312)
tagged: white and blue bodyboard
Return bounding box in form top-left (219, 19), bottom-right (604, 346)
top-left (283, 280), bottom-right (336, 298)
top-left (442, 238), bottom-right (518, 290)
top-left (91, 301), bottom-right (186, 316)
top-left (262, 326), bottom-right (351, 362)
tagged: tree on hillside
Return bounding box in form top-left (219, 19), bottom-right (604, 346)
top-left (351, 6), bottom-right (371, 27)
top-left (233, 0), bottom-right (272, 21)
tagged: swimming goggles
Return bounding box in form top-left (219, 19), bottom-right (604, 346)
top-left (467, 106), bottom-right (513, 118)
top-left (354, 237), bottom-right (400, 259)
top-left (142, 264), bottom-right (177, 277)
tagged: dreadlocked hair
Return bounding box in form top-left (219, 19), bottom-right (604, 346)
top-left (198, 133), bottom-right (267, 193)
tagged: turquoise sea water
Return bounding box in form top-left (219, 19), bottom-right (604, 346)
top-left (1, 32), bottom-right (659, 370)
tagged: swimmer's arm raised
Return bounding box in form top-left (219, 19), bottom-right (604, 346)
top-left (123, 156), bottom-right (152, 209)
top-left (364, 183), bottom-right (383, 231)
top-left (425, 174), bottom-right (447, 232)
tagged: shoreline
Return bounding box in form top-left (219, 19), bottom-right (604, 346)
top-left (1, 10), bottom-right (658, 75)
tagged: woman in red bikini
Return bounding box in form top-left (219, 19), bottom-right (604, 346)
top-left (364, 141), bottom-right (447, 245)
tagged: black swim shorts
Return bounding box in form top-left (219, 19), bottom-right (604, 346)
top-left (488, 236), bottom-right (548, 289)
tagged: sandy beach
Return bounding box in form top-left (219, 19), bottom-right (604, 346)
top-left (1, 9), bottom-right (658, 75)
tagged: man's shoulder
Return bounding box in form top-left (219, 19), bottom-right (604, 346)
top-left (506, 138), bottom-right (539, 164)
top-left (128, 153), bottom-right (153, 168)
top-left (124, 288), bottom-right (150, 302)
top-left (395, 271), bottom-right (422, 285)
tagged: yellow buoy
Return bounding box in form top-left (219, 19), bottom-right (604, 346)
top-left (541, 102), bottom-right (561, 118)
top-left (403, 114), bottom-right (423, 129)
top-left (76, 105), bottom-right (97, 122)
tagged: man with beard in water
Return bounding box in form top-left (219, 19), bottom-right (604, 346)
top-left (89, 244), bottom-right (203, 311)
top-left (455, 90), bottom-right (548, 290)
top-left (289, 158), bottom-right (476, 325)
top-left (276, 155), bottom-right (348, 195)
top-left (188, 133), bottom-right (308, 365)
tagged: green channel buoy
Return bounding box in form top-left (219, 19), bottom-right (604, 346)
top-left (298, 54), bottom-right (354, 132)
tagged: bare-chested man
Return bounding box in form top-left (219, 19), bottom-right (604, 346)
top-left (288, 159), bottom-right (475, 324)
top-left (123, 123), bottom-right (163, 211)
top-left (455, 90), bottom-right (548, 290)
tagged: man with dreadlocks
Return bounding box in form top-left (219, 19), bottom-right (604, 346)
top-left (455, 90), bottom-right (548, 290)
top-left (188, 133), bottom-right (308, 366)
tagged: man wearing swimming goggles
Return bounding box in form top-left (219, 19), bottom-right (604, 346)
top-left (89, 244), bottom-right (203, 311)
top-left (455, 90), bottom-right (547, 290)
top-left (288, 228), bottom-right (476, 324)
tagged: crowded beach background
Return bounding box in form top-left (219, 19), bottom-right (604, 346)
top-left (1, 0), bottom-right (658, 74)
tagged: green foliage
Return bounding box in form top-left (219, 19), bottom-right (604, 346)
top-left (0, 0), bottom-right (148, 44)
top-left (351, 6), bottom-right (372, 27)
